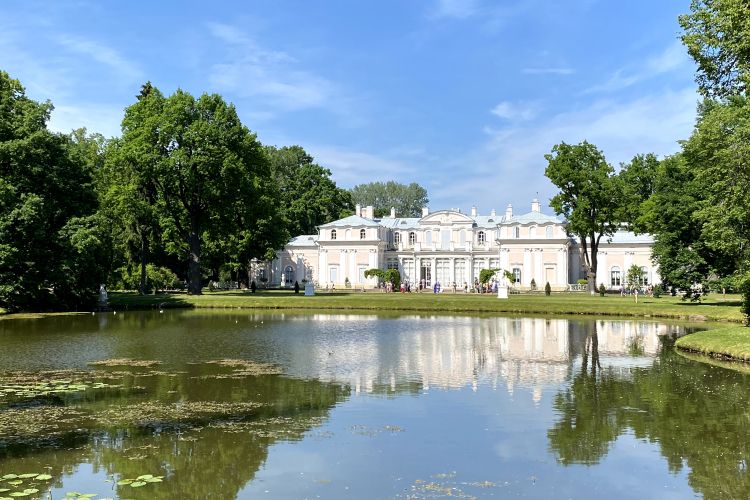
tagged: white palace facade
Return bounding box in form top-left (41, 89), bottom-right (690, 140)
top-left (258, 199), bottom-right (660, 291)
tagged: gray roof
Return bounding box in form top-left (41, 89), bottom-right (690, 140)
top-left (379, 217), bottom-right (421, 229)
top-left (568, 230), bottom-right (654, 245)
top-left (502, 211), bottom-right (562, 225)
top-left (473, 215), bottom-right (504, 228)
top-left (286, 234), bottom-right (319, 247)
top-left (319, 215), bottom-right (382, 228)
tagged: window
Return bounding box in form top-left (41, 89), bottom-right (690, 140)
top-left (459, 230), bottom-right (466, 245)
top-left (331, 229), bottom-right (337, 240)
top-left (394, 232), bottom-right (401, 245)
top-left (360, 228), bottom-right (366, 240)
top-left (611, 266), bottom-right (621, 287)
top-left (284, 266), bottom-right (295, 283)
top-left (425, 230), bottom-right (432, 244)
top-left (640, 266), bottom-right (649, 286)
top-left (512, 267), bottom-right (522, 284)
top-left (386, 258), bottom-right (399, 270)
top-left (529, 226), bottom-right (537, 238)
top-left (513, 227), bottom-right (520, 239)
top-left (546, 226), bottom-right (553, 239)
top-left (409, 232), bottom-right (416, 245)
top-left (477, 231), bottom-right (486, 245)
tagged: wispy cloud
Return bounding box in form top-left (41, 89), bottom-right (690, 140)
top-left (308, 145), bottom-right (422, 188)
top-left (521, 67), bottom-right (574, 75)
top-left (429, 0), bottom-right (480, 19)
top-left (586, 41), bottom-right (690, 93)
top-left (491, 100), bottom-right (541, 121)
top-left (57, 34), bottom-right (143, 82)
top-left (206, 22), bottom-right (340, 115)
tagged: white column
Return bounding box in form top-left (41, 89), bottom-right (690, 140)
top-left (556, 248), bottom-right (566, 286)
top-left (450, 257), bottom-right (455, 285)
top-left (523, 250), bottom-right (532, 286)
top-left (598, 251), bottom-right (607, 289)
top-left (500, 247), bottom-right (509, 272)
top-left (624, 251), bottom-right (633, 275)
top-left (351, 249), bottom-right (357, 283)
top-left (320, 250), bottom-right (328, 284)
top-left (431, 258), bottom-right (436, 285)
top-left (534, 249), bottom-right (543, 285)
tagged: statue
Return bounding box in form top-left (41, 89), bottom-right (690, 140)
top-left (98, 284), bottom-right (109, 309)
top-left (497, 272), bottom-right (509, 299)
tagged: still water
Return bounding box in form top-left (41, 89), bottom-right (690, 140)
top-left (0, 311), bottom-right (747, 499)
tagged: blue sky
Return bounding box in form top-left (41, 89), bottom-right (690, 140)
top-left (1, 0), bottom-right (698, 215)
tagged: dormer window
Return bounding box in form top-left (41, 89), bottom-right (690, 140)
top-left (331, 229), bottom-right (337, 240)
top-left (360, 229), bottom-right (366, 239)
top-left (409, 232), bottom-right (416, 245)
top-left (546, 226), bottom-right (553, 239)
top-left (477, 231), bottom-right (486, 245)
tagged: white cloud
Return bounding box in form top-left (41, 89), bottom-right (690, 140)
top-left (429, 87), bottom-right (698, 213)
top-left (521, 67), bottom-right (574, 75)
top-left (586, 41), bottom-right (690, 93)
top-left (308, 145), bottom-right (422, 188)
top-left (57, 35), bottom-right (143, 83)
top-left (430, 0), bottom-right (480, 19)
top-left (47, 103), bottom-right (123, 138)
top-left (491, 101), bottom-right (540, 121)
top-left (206, 22), bottom-right (339, 114)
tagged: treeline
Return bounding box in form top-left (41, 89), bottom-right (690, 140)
top-left (0, 74), bottom-right (355, 311)
top-left (545, 0), bottom-right (750, 304)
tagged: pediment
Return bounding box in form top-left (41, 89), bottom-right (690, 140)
top-left (419, 210), bottom-right (474, 225)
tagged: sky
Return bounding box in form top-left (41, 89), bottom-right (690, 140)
top-left (0, 0), bottom-right (700, 216)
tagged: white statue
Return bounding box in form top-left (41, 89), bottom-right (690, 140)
top-left (496, 271), bottom-right (509, 299)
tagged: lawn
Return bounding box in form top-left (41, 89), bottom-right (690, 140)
top-left (675, 326), bottom-right (750, 361)
top-left (108, 289), bottom-right (745, 323)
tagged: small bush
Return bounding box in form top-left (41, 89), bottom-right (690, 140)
top-left (530, 278), bottom-right (537, 290)
top-left (544, 282), bottom-right (551, 296)
top-left (577, 279), bottom-right (588, 285)
top-left (250, 280), bottom-right (257, 293)
top-left (598, 283), bottom-right (606, 296)
top-left (294, 281), bottom-right (300, 294)
top-left (737, 272), bottom-right (750, 325)
top-left (653, 285), bottom-right (662, 298)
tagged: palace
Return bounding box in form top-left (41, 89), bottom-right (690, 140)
top-left (257, 199), bottom-right (660, 291)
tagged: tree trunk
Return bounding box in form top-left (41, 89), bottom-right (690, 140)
top-left (139, 234), bottom-right (148, 296)
top-left (587, 234), bottom-right (598, 295)
top-left (188, 215), bottom-right (202, 295)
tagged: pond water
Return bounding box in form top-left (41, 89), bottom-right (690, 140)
top-left (0, 311), bottom-right (748, 499)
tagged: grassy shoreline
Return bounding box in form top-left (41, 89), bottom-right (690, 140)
top-left (675, 326), bottom-right (750, 362)
top-left (104, 290), bottom-right (744, 323)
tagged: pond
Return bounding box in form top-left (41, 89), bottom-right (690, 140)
top-left (0, 311), bottom-right (747, 499)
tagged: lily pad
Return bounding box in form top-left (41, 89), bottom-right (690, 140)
top-left (35, 474), bottom-right (52, 481)
top-left (130, 481), bottom-right (147, 487)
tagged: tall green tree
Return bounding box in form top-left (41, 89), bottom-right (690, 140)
top-left (349, 181), bottom-right (428, 218)
top-left (117, 85), bottom-right (285, 294)
top-left (265, 145), bottom-right (352, 235)
top-left (679, 0), bottom-right (750, 98)
top-left (0, 71), bottom-right (106, 311)
top-left (545, 141), bottom-right (622, 294)
top-left (618, 153), bottom-right (659, 231)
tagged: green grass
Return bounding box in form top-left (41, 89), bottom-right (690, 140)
top-left (675, 326), bottom-right (750, 361)
top-left (107, 290), bottom-right (745, 323)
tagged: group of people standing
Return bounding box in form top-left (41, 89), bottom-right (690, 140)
top-left (380, 278), bottom-right (501, 294)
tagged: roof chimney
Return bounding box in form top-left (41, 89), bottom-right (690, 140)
top-left (490, 208), bottom-right (496, 217)
top-left (422, 207), bottom-right (429, 217)
top-left (365, 205), bottom-right (374, 219)
top-left (390, 207), bottom-right (396, 218)
top-left (505, 204), bottom-right (513, 220)
top-left (355, 204), bottom-right (361, 217)
top-left (471, 206), bottom-right (477, 217)
top-left (531, 198), bottom-right (541, 213)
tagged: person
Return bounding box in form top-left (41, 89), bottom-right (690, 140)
top-left (463, 282), bottom-right (468, 293)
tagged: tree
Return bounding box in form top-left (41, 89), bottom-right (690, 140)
top-left (266, 145), bottom-right (353, 236)
top-left (618, 153), bottom-right (659, 231)
top-left (349, 181), bottom-right (428, 218)
top-left (545, 141), bottom-right (622, 295)
top-left (116, 85), bottom-right (286, 295)
top-left (679, 0), bottom-right (750, 98)
top-left (0, 71), bottom-right (105, 311)
top-left (479, 268), bottom-right (498, 285)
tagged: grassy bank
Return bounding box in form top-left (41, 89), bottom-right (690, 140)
top-left (107, 290), bottom-right (744, 323)
top-left (675, 326), bottom-right (750, 361)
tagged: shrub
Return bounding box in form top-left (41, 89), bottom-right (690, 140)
top-left (530, 278), bottom-right (537, 290)
top-left (250, 280), bottom-right (257, 293)
top-left (294, 281), bottom-right (300, 294)
top-left (598, 283), bottom-right (606, 296)
top-left (653, 284), bottom-right (662, 298)
top-left (577, 279), bottom-right (588, 285)
top-left (737, 272), bottom-right (750, 325)
top-left (544, 282), bottom-right (551, 296)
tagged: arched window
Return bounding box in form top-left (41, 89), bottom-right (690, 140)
top-left (611, 266), bottom-right (621, 287)
top-left (529, 225), bottom-right (537, 238)
top-left (477, 231), bottom-right (486, 245)
top-left (640, 266), bottom-right (649, 285)
top-left (513, 227), bottom-right (520, 239)
top-left (512, 267), bottom-right (522, 284)
top-left (394, 232), bottom-right (401, 245)
top-left (409, 232), bottom-right (416, 245)
top-left (425, 230), bottom-right (432, 244)
top-left (360, 228), bottom-right (366, 240)
top-left (546, 226), bottom-right (553, 239)
top-left (330, 229), bottom-right (337, 240)
top-left (284, 266), bottom-right (295, 283)
top-left (459, 230), bottom-right (466, 245)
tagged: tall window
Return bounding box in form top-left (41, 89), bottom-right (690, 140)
top-left (409, 232), bottom-right (416, 245)
top-left (546, 226), bottom-right (553, 239)
top-left (512, 267), bottom-right (522, 284)
top-left (477, 231), bottom-right (486, 245)
top-left (611, 266), bottom-right (621, 286)
top-left (425, 230), bottom-right (432, 244)
top-left (640, 266), bottom-right (649, 285)
top-left (529, 226), bottom-right (537, 238)
top-left (394, 232), bottom-right (401, 245)
top-left (360, 228), bottom-right (366, 239)
top-left (513, 227), bottom-right (520, 239)
top-left (284, 266), bottom-right (295, 283)
top-left (331, 229), bottom-right (337, 240)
